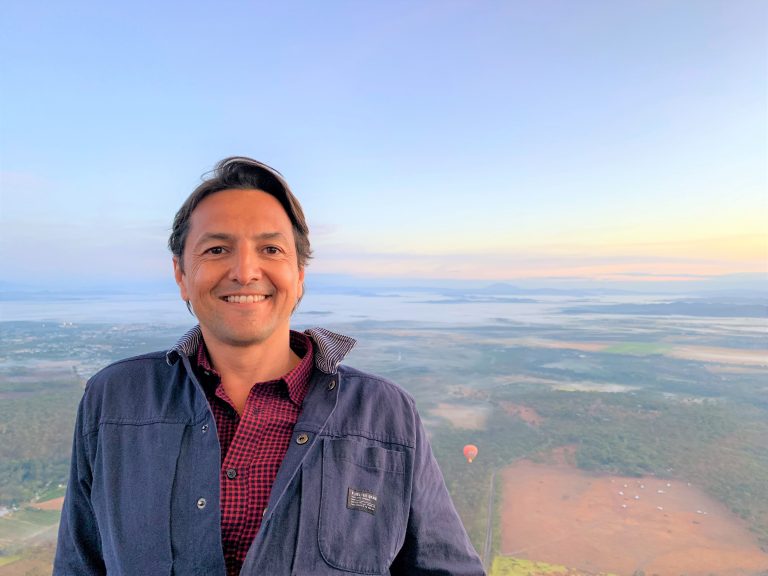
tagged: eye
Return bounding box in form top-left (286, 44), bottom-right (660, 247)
top-left (205, 246), bottom-right (225, 255)
top-left (263, 246), bottom-right (282, 255)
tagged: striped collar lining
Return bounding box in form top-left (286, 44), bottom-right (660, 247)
top-left (166, 325), bottom-right (356, 375)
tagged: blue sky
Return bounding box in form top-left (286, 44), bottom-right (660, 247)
top-left (1, 0), bottom-right (765, 290)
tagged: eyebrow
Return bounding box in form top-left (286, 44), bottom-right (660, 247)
top-left (194, 231), bottom-right (288, 247)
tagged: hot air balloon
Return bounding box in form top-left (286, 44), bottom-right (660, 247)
top-left (463, 444), bottom-right (478, 463)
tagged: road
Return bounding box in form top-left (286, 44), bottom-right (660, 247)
top-left (482, 470), bottom-right (496, 569)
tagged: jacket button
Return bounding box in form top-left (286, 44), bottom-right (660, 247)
top-left (196, 498), bottom-right (207, 509)
top-left (202, 424), bottom-right (209, 433)
top-left (327, 379), bottom-right (336, 390)
top-left (226, 468), bottom-right (237, 480)
top-left (296, 433), bottom-right (309, 445)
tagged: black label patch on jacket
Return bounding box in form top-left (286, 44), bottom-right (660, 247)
top-left (347, 488), bottom-right (378, 515)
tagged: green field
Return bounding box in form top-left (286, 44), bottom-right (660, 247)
top-left (602, 342), bottom-right (669, 355)
top-left (489, 555), bottom-right (619, 576)
top-left (0, 509), bottom-right (60, 541)
top-left (0, 556), bottom-right (22, 568)
top-left (32, 485), bottom-right (65, 504)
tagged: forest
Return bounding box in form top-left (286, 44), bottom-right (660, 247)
top-left (1, 304), bottom-right (766, 573)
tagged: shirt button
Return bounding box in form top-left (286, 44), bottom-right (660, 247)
top-left (296, 433), bottom-right (309, 445)
top-left (328, 379), bottom-right (337, 390)
top-left (226, 468), bottom-right (237, 480)
top-left (201, 424), bottom-right (209, 433)
top-left (262, 507), bottom-right (267, 517)
top-left (196, 498), bottom-right (207, 509)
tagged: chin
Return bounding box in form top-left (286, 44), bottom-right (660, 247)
top-left (221, 333), bottom-right (270, 348)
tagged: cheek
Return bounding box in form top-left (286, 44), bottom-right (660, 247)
top-left (183, 263), bottom-right (214, 298)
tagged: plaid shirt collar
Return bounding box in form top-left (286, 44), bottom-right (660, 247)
top-left (167, 325), bottom-right (356, 375)
top-left (194, 331), bottom-right (313, 407)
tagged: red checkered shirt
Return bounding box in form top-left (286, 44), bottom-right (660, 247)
top-left (195, 331), bottom-right (314, 576)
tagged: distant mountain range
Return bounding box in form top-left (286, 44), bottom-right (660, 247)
top-left (563, 300), bottom-right (767, 319)
top-left (1, 273), bottom-right (766, 300)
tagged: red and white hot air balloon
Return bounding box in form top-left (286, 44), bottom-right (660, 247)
top-left (463, 444), bottom-right (478, 463)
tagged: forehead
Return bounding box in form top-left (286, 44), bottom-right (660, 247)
top-left (188, 188), bottom-right (293, 231)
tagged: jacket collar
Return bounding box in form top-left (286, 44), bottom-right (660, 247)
top-left (166, 325), bottom-right (356, 375)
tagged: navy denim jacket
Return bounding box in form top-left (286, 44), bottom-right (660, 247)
top-left (54, 326), bottom-right (485, 575)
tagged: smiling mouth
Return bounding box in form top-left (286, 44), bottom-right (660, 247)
top-left (223, 295), bottom-right (270, 304)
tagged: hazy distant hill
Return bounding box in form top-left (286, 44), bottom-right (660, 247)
top-left (563, 299), bottom-right (767, 318)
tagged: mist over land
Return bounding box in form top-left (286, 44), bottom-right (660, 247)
top-left (1, 277), bottom-right (767, 575)
top-left (2, 270), bottom-right (767, 298)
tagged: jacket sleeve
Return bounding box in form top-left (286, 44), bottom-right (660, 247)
top-left (53, 396), bottom-right (106, 575)
top-left (390, 408), bottom-right (486, 576)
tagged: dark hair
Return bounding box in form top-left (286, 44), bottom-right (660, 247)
top-left (169, 157), bottom-right (311, 270)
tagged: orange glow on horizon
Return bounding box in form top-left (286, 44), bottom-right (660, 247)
top-left (314, 230), bottom-right (767, 282)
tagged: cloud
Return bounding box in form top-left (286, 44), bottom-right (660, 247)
top-left (309, 242), bottom-right (765, 282)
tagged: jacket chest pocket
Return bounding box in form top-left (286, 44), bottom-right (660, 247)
top-left (318, 438), bottom-right (407, 574)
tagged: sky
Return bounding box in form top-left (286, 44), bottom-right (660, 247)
top-left (0, 0), bottom-right (766, 291)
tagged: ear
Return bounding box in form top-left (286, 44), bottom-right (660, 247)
top-left (173, 256), bottom-right (189, 302)
top-left (297, 266), bottom-right (305, 300)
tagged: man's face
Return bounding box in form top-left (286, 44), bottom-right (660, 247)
top-left (173, 188), bottom-right (304, 351)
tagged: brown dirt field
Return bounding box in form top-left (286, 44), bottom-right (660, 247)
top-left (499, 401), bottom-right (543, 426)
top-left (669, 345), bottom-right (768, 366)
top-left (500, 460), bottom-right (768, 576)
top-left (0, 544), bottom-right (56, 576)
top-left (525, 339), bottom-right (608, 353)
top-left (30, 497), bottom-right (64, 511)
top-left (429, 402), bottom-right (489, 430)
top-left (542, 446), bottom-right (578, 467)
top-left (487, 374), bottom-right (562, 387)
top-left (486, 337), bottom-right (609, 353)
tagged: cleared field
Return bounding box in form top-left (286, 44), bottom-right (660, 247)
top-left (503, 338), bottom-right (609, 353)
top-left (30, 497), bottom-right (64, 512)
top-left (499, 459), bottom-right (768, 576)
top-left (499, 402), bottom-right (543, 426)
top-left (490, 555), bottom-right (618, 576)
top-left (0, 543), bottom-right (56, 576)
top-left (669, 345), bottom-right (768, 366)
top-left (0, 509), bottom-right (59, 541)
top-left (430, 402), bottom-right (490, 430)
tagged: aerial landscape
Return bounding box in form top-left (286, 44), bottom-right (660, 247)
top-left (1, 285), bottom-right (766, 576)
top-left (1, 0), bottom-right (764, 574)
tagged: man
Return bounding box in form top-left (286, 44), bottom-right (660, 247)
top-left (54, 157), bottom-right (485, 575)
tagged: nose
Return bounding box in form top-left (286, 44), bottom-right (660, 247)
top-left (229, 247), bottom-right (262, 285)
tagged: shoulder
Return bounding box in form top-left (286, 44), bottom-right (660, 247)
top-left (337, 364), bottom-right (415, 406)
top-left (80, 351), bottom-right (197, 433)
top-left (330, 365), bottom-right (418, 447)
top-left (86, 350), bottom-right (173, 392)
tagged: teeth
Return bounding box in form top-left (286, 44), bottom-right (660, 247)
top-left (226, 295), bottom-right (267, 303)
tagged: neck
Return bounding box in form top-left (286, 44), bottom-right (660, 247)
top-left (202, 329), bottom-right (300, 413)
